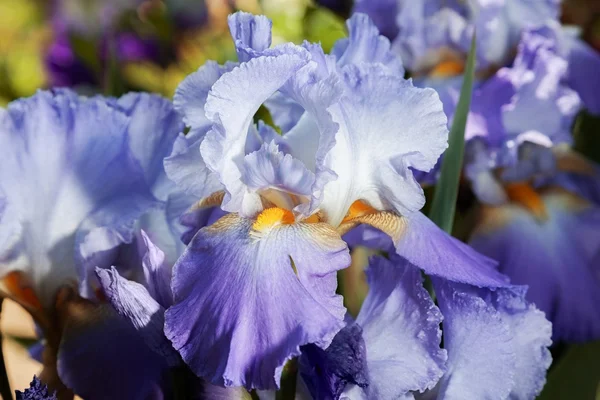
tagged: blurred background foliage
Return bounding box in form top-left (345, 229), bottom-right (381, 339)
top-left (0, 0), bottom-right (348, 103)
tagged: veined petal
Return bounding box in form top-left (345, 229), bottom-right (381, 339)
top-left (341, 211), bottom-right (509, 288)
top-left (433, 279), bottom-right (552, 400)
top-left (0, 90), bottom-right (157, 306)
top-left (200, 52), bottom-right (311, 216)
top-left (353, 255), bottom-right (446, 399)
top-left (165, 214), bottom-right (349, 389)
top-left (470, 190), bottom-right (600, 341)
top-left (395, 212), bottom-right (509, 287)
top-left (164, 130), bottom-right (223, 200)
top-left (331, 13), bottom-right (404, 76)
top-left (432, 280), bottom-right (516, 400)
top-left (320, 65), bottom-right (448, 226)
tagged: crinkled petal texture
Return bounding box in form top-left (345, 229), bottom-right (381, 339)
top-left (351, 255), bottom-right (447, 399)
top-left (433, 279), bottom-right (552, 400)
top-left (0, 90), bottom-right (157, 306)
top-left (165, 214), bottom-right (349, 390)
top-left (499, 24), bottom-right (581, 146)
top-left (200, 51), bottom-right (312, 216)
top-left (57, 301), bottom-right (168, 400)
top-left (320, 65), bottom-right (448, 226)
top-left (96, 265), bottom-right (179, 366)
top-left (116, 92), bottom-right (183, 189)
top-left (470, 190), bottom-right (600, 341)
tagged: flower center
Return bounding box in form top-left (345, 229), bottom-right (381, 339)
top-left (504, 183), bottom-right (548, 221)
top-left (252, 207), bottom-right (295, 232)
top-left (429, 59), bottom-right (465, 78)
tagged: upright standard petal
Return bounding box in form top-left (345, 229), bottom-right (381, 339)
top-left (200, 51), bottom-right (311, 215)
top-left (0, 90), bottom-right (157, 306)
top-left (228, 12), bottom-right (273, 62)
top-left (353, 255), bottom-right (446, 399)
top-left (165, 214), bottom-right (349, 389)
top-left (319, 65), bottom-right (448, 226)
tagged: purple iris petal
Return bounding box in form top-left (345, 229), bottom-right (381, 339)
top-left (165, 214), bottom-right (349, 389)
top-left (57, 301), bottom-right (168, 400)
top-left (394, 212), bottom-right (509, 288)
top-left (469, 191), bottom-right (600, 341)
top-left (299, 323), bottom-right (369, 400)
top-left (433, 279), bottom-right (552, 399)
top-left (96, 265), bottom-right (180, 366)
top-left (0, 89), bottom-right (158, 306)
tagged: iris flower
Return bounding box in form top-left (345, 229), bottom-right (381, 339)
top-left (456, 25), bottom-right (600, 342)
top-left (164, 11), bottom-right (551, 394)
top-left (0, 89), bottom-right (191, 398)
top-left (354, 0), bottom-right (560, 77)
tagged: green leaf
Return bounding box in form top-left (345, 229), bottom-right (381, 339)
top-left (428, 33), bottom-right (476, 234)
top-left (538, 341), bottom-right (600, 400)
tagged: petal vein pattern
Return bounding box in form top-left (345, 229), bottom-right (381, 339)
top-left (165, 214), bottom-right (349, 390)
top-left (320, 65), bottom-right (449, 226)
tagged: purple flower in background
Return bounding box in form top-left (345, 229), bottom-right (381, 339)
top-left (431, 24), bottom-right (600, 342)
top-left (16, 376), bottom-right (57, 400)
top-left (162, 11), bottom-right (551, 392)
top-left (355, 0), bottom-right (560, 74)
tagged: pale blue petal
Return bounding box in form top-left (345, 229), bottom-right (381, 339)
top-left (165, 214), bottom-right (349, 390)
top-left (470, 191), bottom-right (600, 341)
top-left (0, 90), bottom-right (157, 305)
top-left (116, 92), bottom-right (184, 188)
top-left (241, 142), bottom-right (315, 202)
top-left (228, 12), bottom-right (273, 62)
top-left (200, 52), bottom-right (311, 216)
top-left (353, 255), bottom-right (446, 399)
top-left (433, 279), bottom-right (552, 400)
top-left (319, 64), bottom-right (448, 226)
top-left (173, 61), bottom-right (236, 133)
